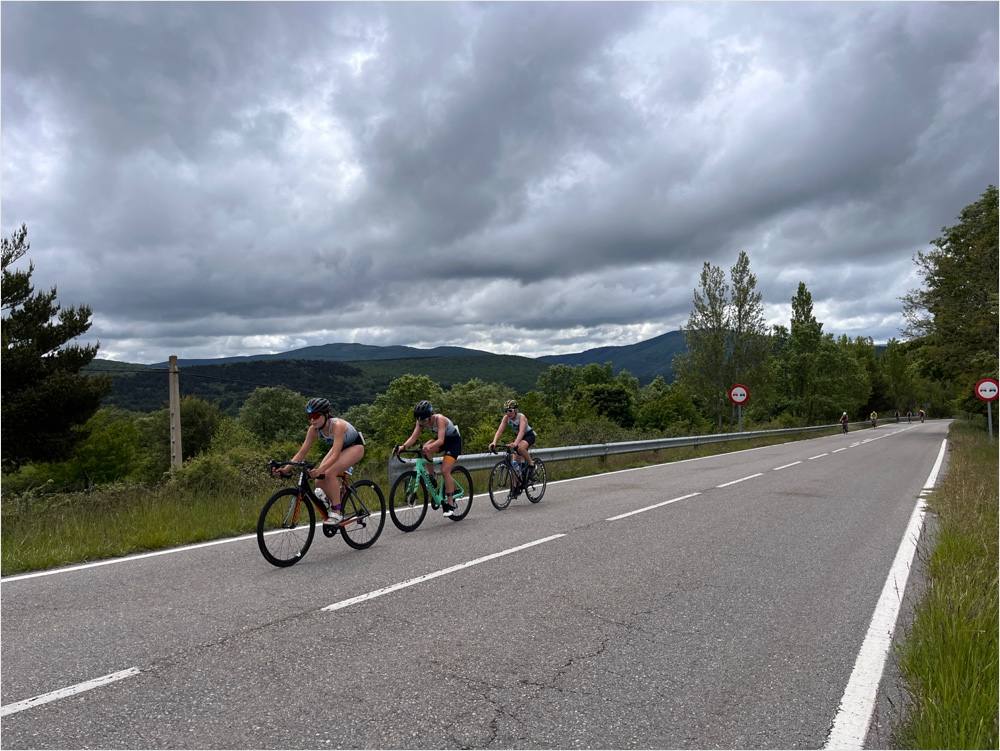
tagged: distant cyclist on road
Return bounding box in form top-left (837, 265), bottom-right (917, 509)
top-left (273, 398), bottom-right (365, 525)
top-left (490, 399), bottom-right (538, 480)
top-left (840, 412), bottom-right (849, 434)
top-left (396, 400), bottom-right (462, 516)
top-left (870, 410), bottom-right (878, 429)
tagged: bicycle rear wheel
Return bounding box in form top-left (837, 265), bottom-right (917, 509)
top-left (257, 488), bottom-right (316, 567)
top-left (389, 471), bottom-right (429, 532)
top-left (447, 466), bottom-right (473, 521)
top-left (488, 462), bottom-right (513, 510)
top-left (524, 459), bottom-right (547, 503)
top-left (340, 480), bottom-right (386, 550)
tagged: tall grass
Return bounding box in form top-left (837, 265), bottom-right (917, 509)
top-left (2, 426), bottom-right (842, 576)
top-left (895, 421), bottom-right (999, 749)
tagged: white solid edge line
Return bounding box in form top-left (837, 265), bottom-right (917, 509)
top-left (1, 533), bottom-right (261, 583)
top-left (605, 492), bottom-right (701, 522)
top-left (808, 453), bottom-right (829, 460)
top-left (322, 534), bottom-right (565, 612)
top-left (716, 472), bottom-right (764, 488)
top-left (1, 667), bottom-right (140, 718)
top-left (773, 461), bottom-right (802, 471)
top-left (824, 438), bottom-right (947, 750)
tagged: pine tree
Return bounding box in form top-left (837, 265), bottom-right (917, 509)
top-left (2, 225), bottom-right (110, 470)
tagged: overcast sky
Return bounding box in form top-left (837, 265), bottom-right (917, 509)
top-left (2, 2), bottom-right (997, 364)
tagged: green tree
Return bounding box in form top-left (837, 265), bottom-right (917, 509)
top-left (70, 407), bottom-right (141, 485)
top-left (568, 382), bottom-right (636, 427)
top-left (635, 382), bottom-right (708, 435)
top-left (728, 251), bottom-right (770, 411)
top-left (903, 185), bottom-right (999, 405)
top-left (536, 364), bottom-right (579, 415)
top-left (238, 386), bottom-right (307, 444)
top-left (1, 224), bottom-right (110, 469)
top-left (676, 262), bottom-right (729, 428)
top-left (882, 338), bottom-right (917, 412)
top-left (785, 282), bottom-right (824, 422)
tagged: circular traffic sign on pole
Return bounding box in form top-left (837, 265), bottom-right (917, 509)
top-left (728, 384), bottom-right (750, 405)
top-left (975, 378), bottom-right (999, 402)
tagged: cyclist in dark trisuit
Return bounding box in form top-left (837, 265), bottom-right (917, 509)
top-left (274, 397), bottom-right (365, 525)
top-left (397, 400), bottom-right (463, 516)
top-left (840, 412), bottom-right (849, 433)
top-left (490, 400), bottom-right (538, 477)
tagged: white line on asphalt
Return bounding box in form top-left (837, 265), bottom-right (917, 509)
top-left (322, 534), bottom-right (565, 612)
top-left (0, 667), bottom-right (140, 718)
top-left (824, 438), bottom-right (947, 750)
top-left (716, 473), bottom-right (764, 488)
top-left (605, 493), bottom-right (701, 522)
top-left (808, 453), bottom-right (829, 460)
top-left (772, 461), bottom-right (802, 471)
top-left (832, 448), bottom-right (847, 453)
top-left (1, 533), bottom-right (262, 583)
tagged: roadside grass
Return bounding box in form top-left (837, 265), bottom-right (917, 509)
top-left (2, 424), bottom-right (859, 576)
top-left (894, 420), bottom-right (998, 749)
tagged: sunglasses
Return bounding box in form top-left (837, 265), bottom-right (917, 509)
top-left (505, 408), bottom-right (516, 413)
top-left (307, 412), bottom-right (325, 420)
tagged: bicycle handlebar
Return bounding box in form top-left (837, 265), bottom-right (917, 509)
top-left (267, 459), bottom-right (324, 479)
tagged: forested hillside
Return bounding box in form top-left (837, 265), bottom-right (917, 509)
top-left (538, 330), bottom-right (686, 382)
top-left (92, 354), bottom-right (549, 414)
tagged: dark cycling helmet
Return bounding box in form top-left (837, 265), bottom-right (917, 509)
top-left (305, 397), bottom-right (331, 415)
top-left (503, 399), bottom-right (518, 411)
top-left (413, 400), bottom-right (433, 419)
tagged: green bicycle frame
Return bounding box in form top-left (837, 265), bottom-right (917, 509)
top-left (408, 455), bottom-right (468, 507)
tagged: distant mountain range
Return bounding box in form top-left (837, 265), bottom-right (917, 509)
top-left (86, 330), bottom-right (688, 412)
top-left (151, 343), bottom-right (491, 368)
top-left (538, 330), bottom-right (685, 382)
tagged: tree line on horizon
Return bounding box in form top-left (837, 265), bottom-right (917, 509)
top-left (2, 185), bottom-right (996, 496)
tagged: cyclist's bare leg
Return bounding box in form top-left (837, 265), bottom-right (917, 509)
top-left (316, 444), bottom-right (365, 510)
top-left (514, 440), bottom-right (534, 467)
top-left (442, 455), bottom-right (456, 498)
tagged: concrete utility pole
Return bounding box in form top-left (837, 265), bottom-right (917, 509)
top-left (168, 355), bottom-right (183, 469)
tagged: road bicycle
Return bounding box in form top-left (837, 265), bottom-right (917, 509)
top-left (487, 446), bottom-right (547, 510)
top-left (257, 460), bottom-right (386, 567)
top-left (388, 449), bottom-right (473, 532)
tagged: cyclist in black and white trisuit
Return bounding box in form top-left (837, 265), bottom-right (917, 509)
top-left (273, 397), bottom-right (365, 525)
top-left (396, 400), bottom-right (463, 516)
top-left (490, 399), bottom-right (537, 479)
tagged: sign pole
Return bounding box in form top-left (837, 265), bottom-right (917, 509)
top-left (989, 401), bottom-right (994, 442)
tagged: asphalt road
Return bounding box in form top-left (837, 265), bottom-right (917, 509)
top-left (0, 420), bottom-right (949, 749)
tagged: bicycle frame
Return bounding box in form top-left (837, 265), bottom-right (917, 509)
top-left (399, 452), bottom-right (468, 506)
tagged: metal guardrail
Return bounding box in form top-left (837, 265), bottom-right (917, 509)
top-left (387, 420), bottom-right (880, 484)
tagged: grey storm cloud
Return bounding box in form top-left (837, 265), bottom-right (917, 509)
top-left (1, 1), bottom-right (997, 363)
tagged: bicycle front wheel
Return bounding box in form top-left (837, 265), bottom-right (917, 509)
top-left (488, 462), bottom-right (513, 510)
top-left (447, 466), bottom-right (474, 521)
top-left (525, 459), bottom-right (547, 503)
top-left (389, 471), bottom-right (429, 532)
top-left (340, 480), bottom-right (386, 550)
top-left (257, 488), bottom-right (316, 567)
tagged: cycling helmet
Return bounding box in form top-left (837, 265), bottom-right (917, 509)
top-left (504, 399), bottom-right (518, 411)
top-left (305, 397), bottom-right (331, 415)
top-left (414, 400), bottom-right (433, 419)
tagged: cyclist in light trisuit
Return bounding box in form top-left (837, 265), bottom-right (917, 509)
top-left (273, 397), bottom-right (365, 525)
top-left (396, 400), bottom-right (462, 516)
top-left (870, 410), bottom-right (878, 428)
top-left (490, 399), bottom-right (537, 479)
